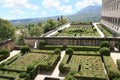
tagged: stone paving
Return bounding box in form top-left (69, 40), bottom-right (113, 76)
top-left (93, 23), bottom-right (105, 37)
top-left (34, 51), bottom-right (66, 80)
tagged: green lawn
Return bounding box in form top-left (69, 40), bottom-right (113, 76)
top-left (53, 25), bottom-right (100, 37)
top-left (97, 24), bottom-right (113, 37)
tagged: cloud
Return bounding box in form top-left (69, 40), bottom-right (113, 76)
top-left (41, 11), bottom-right (47, 15)
top-left (42, 0), bottom-right (72, 13)
top-left (75, 0), bottom-right (101, 10)
top-left (11, 9), bottom-right (25, 14)
top-left (0, 0), bottom-right (39, 10)
top-left (60, 5), bottom-right (72, 13)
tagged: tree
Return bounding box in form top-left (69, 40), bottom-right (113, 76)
top-left (60, 15), bottom-right (68, 24)
top-left (28, 24), bottom-right (43, 36)
top-left (16, 26), bottom-right (28, 45)
top-left (43, 19), bottom-right (58, 33)
top-left (0, 18), bottom-right (15, 40)
top-left (99, 47), bottom-right (110, 56)
top-left (100, 41), bottom-right (109, 48)
top-left (21, 45), bottom-right (30, 54)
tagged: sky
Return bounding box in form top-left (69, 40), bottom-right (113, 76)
top-left (0, 0), bottom-right (101, 20)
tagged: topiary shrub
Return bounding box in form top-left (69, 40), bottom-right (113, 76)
top-left (99, 47), bottom-right (110, 56)
top-left (66, 48), bottom-right (74, 55)
top-left (19, 72), bottom-right (28, 78)
top-left (21, 45), bottom-right (30, 55)
top-left (38, 40), bottom-right (46, 49)
top-left (0, 49), bottom-right (9, 55)
top-left (54, 48), bottom-right (61, 54)
top-left (27, 65), bottom-right (34, 73)
top-left (100, 41), bottom-right (109, 48)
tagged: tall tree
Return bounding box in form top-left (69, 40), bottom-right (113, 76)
top-left (0, 18), bottom-right (15, 40)
top-left (28, 24), bottom-right (43, 36)
top-left (44, 19), bottom-right (58, 33)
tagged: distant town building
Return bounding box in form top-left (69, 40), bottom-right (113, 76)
top-left (101, 0), bottom-right (120, 34)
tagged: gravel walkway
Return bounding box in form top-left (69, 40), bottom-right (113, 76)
top-left (0, 50), bottom-right (20, 64)
top-left (93, 23), bottom-right (105, 37)
top-left (34, 51), bottom-right (65, 80)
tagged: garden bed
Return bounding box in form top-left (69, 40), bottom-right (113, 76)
top-left (52, 24), bottom-right (100, 37)
top-left (0, 53), bottom-right (60, 80)
top-left (103, 56), bottom-right (120, 79)
top-left (60, 55), bottom-right (107, 80)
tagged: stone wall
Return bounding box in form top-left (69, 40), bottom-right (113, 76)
top-left (24, 37), bottom-right (120, 50)
top-left (0, 39), bottom-right (15, 51)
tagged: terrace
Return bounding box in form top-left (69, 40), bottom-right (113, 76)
top-left (52, 24), bottom-right (100, 37)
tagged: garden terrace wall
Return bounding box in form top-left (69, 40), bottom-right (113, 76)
top-left (24, 37), bottom-right (120, 50)
top-left (0, 39), bottom-right (15, 51)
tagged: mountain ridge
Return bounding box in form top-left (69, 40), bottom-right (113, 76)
top-left (10, 5), bottom-right (102, 26)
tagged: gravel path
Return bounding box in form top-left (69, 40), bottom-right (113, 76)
top-left (0, 50), bottom-right (20, 64)
top-left (34, 51), bottom-right (65, 80)
top-left (111, 52), bottom-right (120, 66)
top-left (45, 23), bottom-right (71, 37)
top-left (93, 23), bottom-right (105, 37)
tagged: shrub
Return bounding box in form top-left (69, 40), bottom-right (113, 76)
top-left (99, 47), bottom-right (110, 56)
top-left (19, 72), bottom-right (28, 78)
top-left (0, 49), bottom-right (9, 55)
top-left (54, 48), bottom-right (61, 54)
top-left (117, 59), bottom-right (120, 70)
top-left (0, 49), bottom-right (10, 61)
top-left (67, 46), bottom-right (100, 51)
top-left (66, 48), bottom-right (74, 55)
top-left (100, 41), bottom-right (109, 48)
top-left (38, 40), bottom-right (46, 49)
top-left (59, 63), bottom-right (70, 73)
top-left (21, 45), bottom-right (30, 54)
top-left (27, 65), bottom-right (34, 72)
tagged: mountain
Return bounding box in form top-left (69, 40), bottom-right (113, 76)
top-left (10, 5), bottom-right (101, 26)
top-left (67, 5), bottom-right (102, 22)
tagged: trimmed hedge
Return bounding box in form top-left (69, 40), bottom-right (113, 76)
top-left (100, 47), bottom-right (110, 56)
top-left (0, 49), bottom-right (10, 62)
top-left (59, 63), bottom-right (70, 73)
top-left (117, 59), bottom-right (120, 70)
top-left (54, 49), bottom-right (61, 54)
top-left (67, 46), bottom-right (100, 51)
top-left (103, 56), bottom-right (120, 79)
top-left (0, 54), bottom-right (10, 62)
top-left (40, 45), bottom-right (63, 50)
top-left (66, 48), bottom-right (73, 55)
top-left (21, 45), bottom-right (30, 54)
top-left (100, 41), bottom-right (109, 48)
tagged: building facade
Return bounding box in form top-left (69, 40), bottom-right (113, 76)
top-left (101, 0), bottom-right (120, 34)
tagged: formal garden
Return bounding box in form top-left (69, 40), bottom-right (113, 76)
top-left (0, 18), bottom-right (120, 80)
top-left (0, 45), bottom-right (60, 80)
top-left (52, 22), bottom-right (100, 37)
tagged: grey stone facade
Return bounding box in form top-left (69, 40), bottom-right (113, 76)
top-left (101, 0), bottom-right (120, 34)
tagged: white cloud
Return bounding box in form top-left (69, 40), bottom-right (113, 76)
top-left (42, 0), bottom-right (72, 13)
top-left (75, 0), bottom-right (101, 10)
top-left (41, 11), bottom-right (47, 15)
top-left (60, 5), bottom-right (72, 13)
top-left (0, 0), bottom-right (39, 10)
top-left (11, 9), bottom-right (25, 14)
